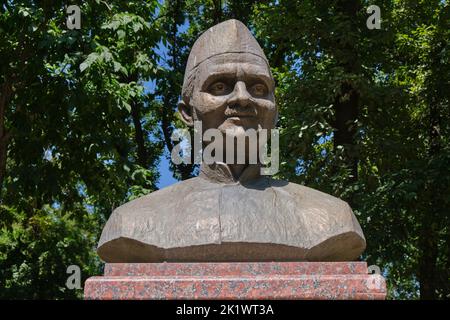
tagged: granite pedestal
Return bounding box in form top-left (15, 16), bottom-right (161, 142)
top-left (84, 262), bottom-right (386, 300)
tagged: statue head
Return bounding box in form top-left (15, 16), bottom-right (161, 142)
top-left (178, 19), bottom-right (277, 141)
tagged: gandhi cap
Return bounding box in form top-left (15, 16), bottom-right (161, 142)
top-left (182, 19), bottom-right (269, 100)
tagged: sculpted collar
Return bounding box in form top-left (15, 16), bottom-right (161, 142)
top-left (199, 162), bottom-right (262, 184)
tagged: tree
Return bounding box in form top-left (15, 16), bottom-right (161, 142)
top-left (253, 0), bottom-right (449, 299)
top-left (1, 0), bottom-right (447, 299)
top-left (0, 0), bottom-right (164, 298)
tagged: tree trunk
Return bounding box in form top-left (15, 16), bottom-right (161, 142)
top-left (130, 100), bottom-right (147, 167)
top-left (0, 133), bottom-right (9, 199)
top-left (418, 99), bottom-right (440, 300)
top-left (160, 0), bottom-right (193, 181)
top-left (419, 220), bottom-right (438, 299)
top-left (213, 0), bottom-right (222, 24)
top-left (332, 81), bottom-right (359, 183)
top-left (418, 8), bottom-right (447, 298)
top-left (0, 82), bottom-right (12, 198)
top-left (331, 0), bottom-right (362, 205)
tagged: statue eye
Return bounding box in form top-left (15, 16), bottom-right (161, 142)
top-left (208, 82), bottom-right (230, 96)
top-left (250, 83), bottom-right (267, 97)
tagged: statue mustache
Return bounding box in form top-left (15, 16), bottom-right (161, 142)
top-left (223, 102), bottom-right (258, 118)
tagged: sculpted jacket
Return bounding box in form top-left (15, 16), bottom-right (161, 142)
top-left (98, 163), bottom-right (366, 262)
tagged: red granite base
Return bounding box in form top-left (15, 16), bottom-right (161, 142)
top-left (84, 262), bottom-right (386, 300)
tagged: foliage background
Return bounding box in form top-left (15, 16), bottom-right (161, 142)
top-left (0, 0), bottom-right (448, 299)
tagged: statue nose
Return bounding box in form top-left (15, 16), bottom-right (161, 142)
top-left (229, 81), bottom-right (251, 108)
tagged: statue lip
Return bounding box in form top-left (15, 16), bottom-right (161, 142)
top-left (225, 111), bottom-right (257, 119)
top-left (226, 115), bottom-right (255, 119)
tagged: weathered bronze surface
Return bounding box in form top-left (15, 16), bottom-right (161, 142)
top-left (97, 20), bottom-right (366, 262)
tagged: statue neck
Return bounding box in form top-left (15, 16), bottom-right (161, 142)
top-left (199, 162), bottom-right (262, 184)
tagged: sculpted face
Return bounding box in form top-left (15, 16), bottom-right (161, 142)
top-left (179, 53), bottom-right (277, 137)
top-left (178, 19), bottom-right (278, 166)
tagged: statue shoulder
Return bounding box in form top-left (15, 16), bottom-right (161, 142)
top-left (268, 178), bottom-right (365, 259)
top-left (269, 178), bottom-right (352, 211)
top-left (114, 177), bottom-right (201, 215)
top-left (98, 177), bottom-right (205, 248)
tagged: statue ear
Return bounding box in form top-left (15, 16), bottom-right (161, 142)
top-left (178, 100), bottom-right (194, 127)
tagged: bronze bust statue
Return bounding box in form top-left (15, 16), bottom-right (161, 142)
top-left (97, 19), bottom-right (366, 263)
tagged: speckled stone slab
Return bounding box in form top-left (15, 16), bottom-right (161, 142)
top-left (84, 262), bottom-right (386, 300)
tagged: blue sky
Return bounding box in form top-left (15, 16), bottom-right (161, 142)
top-left (156, 153), bottom-right (178, 188)
top-left (143, 44), bottom-right (179, 189)
top-left (143, 76), bottom-right (179, 189)
top-left (145, 21), bottom-right (190, 189)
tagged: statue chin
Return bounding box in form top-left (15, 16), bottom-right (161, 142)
top-left (220, 125), bottom-right (247, 137)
